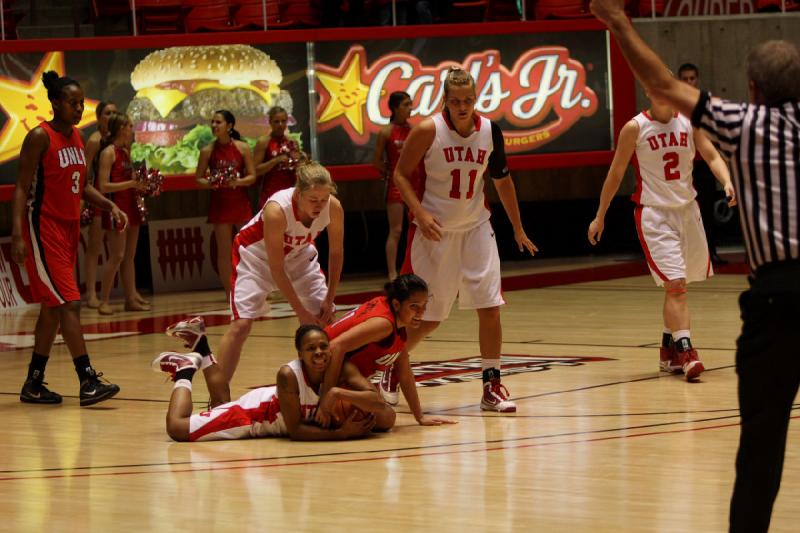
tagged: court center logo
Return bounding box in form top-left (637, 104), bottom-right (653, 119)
top-left (380, 354), bottom-right (612, 386)
top-left (315, 45), bottom-right (598, 152)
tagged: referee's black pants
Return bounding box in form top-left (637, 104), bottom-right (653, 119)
top-left (730, 262), bottom-right (800, 533)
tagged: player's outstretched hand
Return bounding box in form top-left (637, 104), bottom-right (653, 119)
top-left (590, 0), bottom-right (627, 23)
top-left (10, 235), bottom-right (27, 264)
top-left (339, 412), bottom-right (376, 438)
top-left (417, 414), bottom-right (459, 426)
top-left (588, 217), bottom-right (605, 245)
top-left (514, 229), bottom-right (538, 256)
top-left (297, 307), bottom-right (325, 327)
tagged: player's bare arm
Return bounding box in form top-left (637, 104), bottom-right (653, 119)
top-left (589, 119), bottom-right (639, 245)
top-left (372, 126), bottom-right (390, 175)
top-left (331, 361), bottom-right (388, 413)
top-left (262, 203), bottom-right (321, 326)
top-left (316, 316), bottom-right (395, 422)
top-left (234, 140), bottom-right (257, 187)
top-left (394, 351), bottom-right (458, 426)
top-left (11, 128), bottom-right (48, 264)
top-left (96, 146), bottom-right (133, 194)
top-left (590, 0), bottom-right (700, 117)
top-left (320, 196), bottom-right (344, 325)
top-left (277, 365), bottom-right (373, 441)
top-left (194, 145), bottom-right (213, 189)
top-left (694, 129), bottom-right (736, 206)
top-left (494, 176), bottom-right (538, 255)
top-left (394, 119), bottom-right (442, 241)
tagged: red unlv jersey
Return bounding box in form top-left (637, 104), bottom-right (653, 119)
top-left (28, 121), bottom-right (86, 221)
top-left (325, 297), bottom-right (407, 380)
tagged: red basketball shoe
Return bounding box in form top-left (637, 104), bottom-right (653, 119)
top-left (681, 349), bottom-right (705, 382)
top-left (151, 352), bottom-right (202, 381)
top-left (480, 378), bottom-right (517, 413)
top-left (166, 316), bottom-right (206, 351)
top-left (659, 345), bottom-right (682, 373)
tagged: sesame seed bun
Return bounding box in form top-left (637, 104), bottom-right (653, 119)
top-left (130, 44), bottom-right (282, 90)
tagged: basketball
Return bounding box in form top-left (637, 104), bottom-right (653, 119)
top-left (331, 398), bottom-right (367, 427)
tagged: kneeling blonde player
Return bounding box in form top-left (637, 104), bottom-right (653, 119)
top-left (588, 95), bottom-right (736, 381)
top-left (153, 325), bottom-right (395, 442)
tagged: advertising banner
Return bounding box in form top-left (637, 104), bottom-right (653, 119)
top-left (0, 42), bottom-right (310, 184)
top-left (314, 31), bottom-right (611, 165)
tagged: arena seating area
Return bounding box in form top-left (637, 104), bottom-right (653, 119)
top-left (0, 0), bottom-right (797, 39)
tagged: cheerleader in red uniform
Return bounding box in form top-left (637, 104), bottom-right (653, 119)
top-left (372, 91), bottom-right (413, 281)
top-left (253, 106), bottom-right (300, 207)
top-left (195, 110), bottom-right (256, 295)
top-left (83, 100), bottom-right (117, 309)
top-left (96, 113), bottom-right (149, 315)
top-left (11, 71), bottom-right (123, 406)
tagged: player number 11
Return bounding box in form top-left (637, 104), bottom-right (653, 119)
top-left (449, 168), bottom-right (478, 199)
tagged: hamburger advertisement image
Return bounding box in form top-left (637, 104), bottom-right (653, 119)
top-left (128, 44), bottom-right (300, 174)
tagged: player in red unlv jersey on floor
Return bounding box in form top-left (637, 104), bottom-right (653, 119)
top-left (588, 96), bottom-right (736, 381)
top-left (11, 71), bottom-right (126, 406)
top-left (153, 325), bottom-right (391, 442)
top-left (315, 274), bottom-right (457, 427)
top-left (390, 67), bottom-right (538, 413)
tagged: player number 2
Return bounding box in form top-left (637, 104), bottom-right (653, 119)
top-left (449, 168), bottom-right (478, 199)
top-left (70, 170), bottom-right (80, 193)
top-left (662, 152), bottom-right (680, 181)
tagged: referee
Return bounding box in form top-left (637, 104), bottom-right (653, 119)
top-left (590, 1), bottom-right (800, 531)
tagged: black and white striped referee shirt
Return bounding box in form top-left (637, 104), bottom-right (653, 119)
top-left (692, 92), bottom-right (800, 271)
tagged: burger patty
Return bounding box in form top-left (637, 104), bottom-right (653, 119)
top-left (127, 88), bottom-right (294, 123)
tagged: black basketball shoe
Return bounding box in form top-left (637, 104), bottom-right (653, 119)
top-left (20, 379), bottom-right (63, 404)
top-left (79, 372), bottom-right (120, 406)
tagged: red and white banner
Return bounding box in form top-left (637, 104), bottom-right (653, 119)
top-left (0, 237), bottom-right (34, 310)
top-left (148, 217), bottom-right (223, 292)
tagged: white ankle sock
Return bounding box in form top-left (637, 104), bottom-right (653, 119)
top-left (174, 379), bottom-right (192, 391)
top-left (672, 330), bottom-right (690, 342)
top-left (200, 353), bottom-right (217, 370)
top-left (482, 358), bottom-right (501, 372)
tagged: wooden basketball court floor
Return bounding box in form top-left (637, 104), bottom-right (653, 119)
top-left (1, 256), bottom-right (798, 532)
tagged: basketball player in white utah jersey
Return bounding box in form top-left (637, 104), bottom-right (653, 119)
top-left (199, 161), bottom-right (344, 408)
top-left (391, 67), bottom-right (538, 412)
top-left (153, 325), bottom-right (393, 442)
top-left (588, 96), bottom-right (736, 381)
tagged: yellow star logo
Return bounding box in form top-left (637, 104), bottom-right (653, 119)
top-left (0, 52), bottom-right (98, 164)
top-left (317, 49), bottom-right (370, 137)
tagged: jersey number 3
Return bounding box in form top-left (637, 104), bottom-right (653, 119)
top-left (71, 170), bottom-right (81, 194)
top-left (662, 152), bottom-right (680, 181)
top-left (449, 169), bottom-right (478, 199)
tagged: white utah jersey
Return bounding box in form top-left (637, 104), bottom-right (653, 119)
top-left (421, 113), bottom-right (494, 231)
top-left (253, 358), bottom-right (321, 438)
top-left (234, 186), bottom-right (330, 262)
top-left (631, 111), bottom-right (697, 208)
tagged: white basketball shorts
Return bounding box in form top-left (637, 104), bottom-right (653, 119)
top-left (230, 244), bottom-right (328, 320)
top-left (405, 219), bottom-right (504, 322)
top-left (634, 202), bottom-right (712, 286)
top-left (188, 386), bottom-right (284, 442)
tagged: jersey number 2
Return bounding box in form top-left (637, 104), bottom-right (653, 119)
top-left (449, 169), bottom-right (478, 199)
top-left (662, 152), bottom-right (680, 181)
top-left (71, 170), bottom-right (80, 193)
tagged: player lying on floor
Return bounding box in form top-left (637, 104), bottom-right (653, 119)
top-left (152, 325), bottom-right (395, 442)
